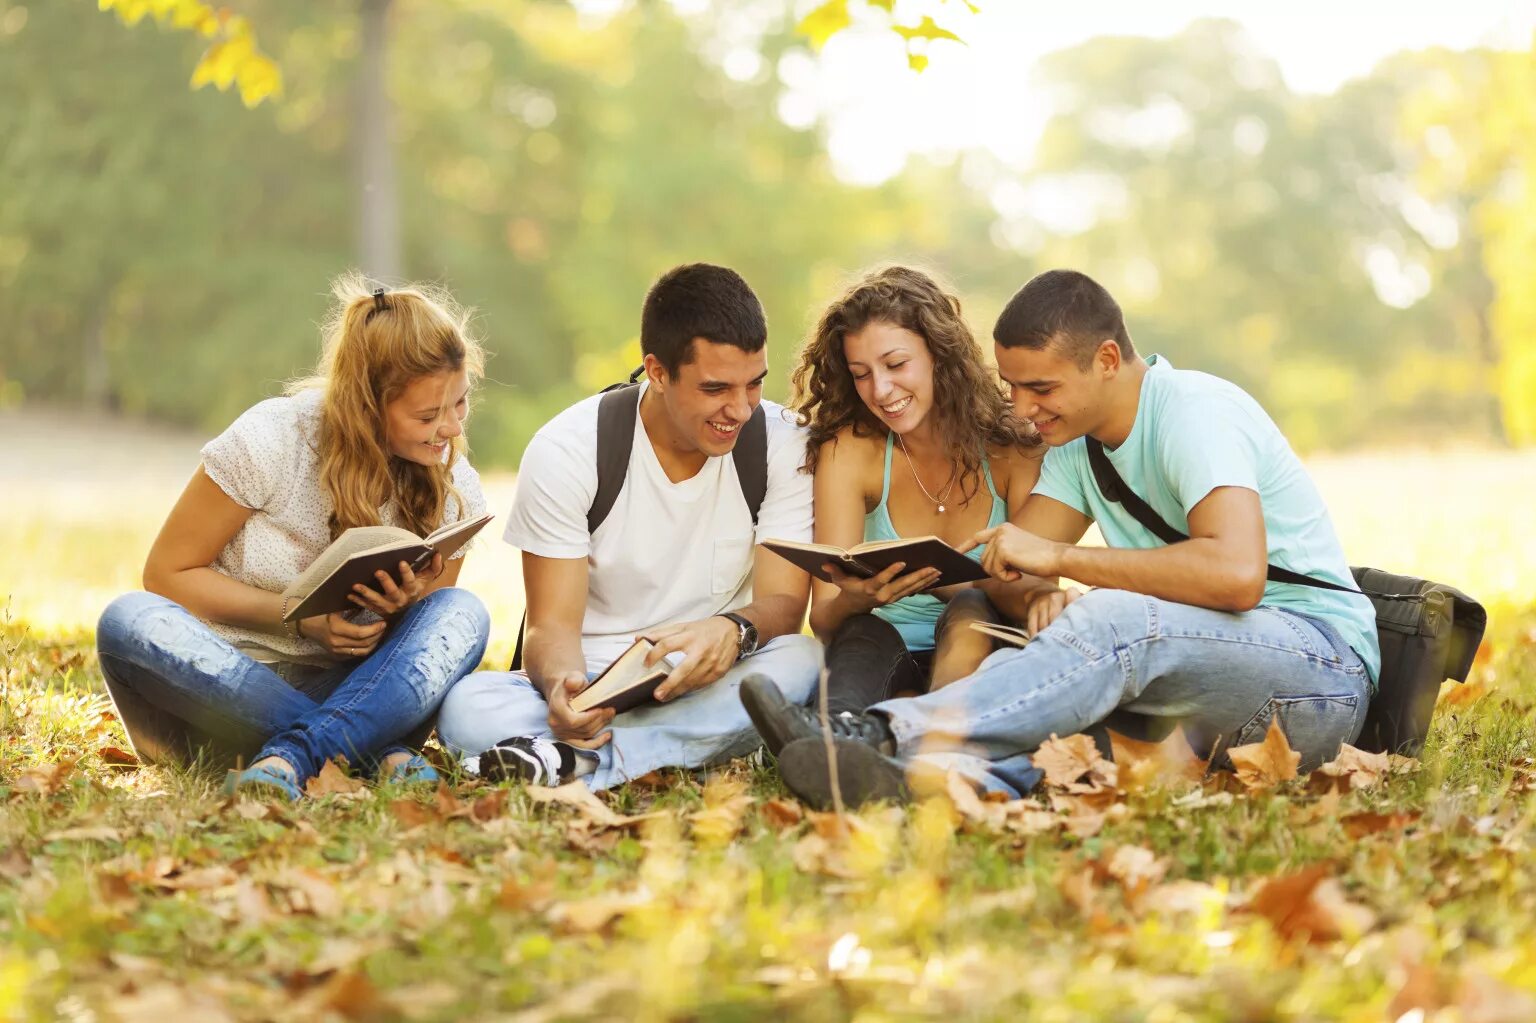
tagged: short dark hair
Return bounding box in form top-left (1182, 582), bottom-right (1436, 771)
top-left (993, 269), bottom-right (1135, 367)
top-left (640, 263), bottom-right (767, 376)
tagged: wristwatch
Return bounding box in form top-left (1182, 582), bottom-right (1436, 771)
top-left (715, 611), bottom-right (760, 660)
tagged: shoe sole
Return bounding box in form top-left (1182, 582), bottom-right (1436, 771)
top-left (777, 737), bottom-right (910, 810)
top-left (740, 674), bottom-right (815, 758)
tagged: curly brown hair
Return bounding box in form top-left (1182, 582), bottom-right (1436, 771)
top-left (791, 265), bottom-right (1037, 505)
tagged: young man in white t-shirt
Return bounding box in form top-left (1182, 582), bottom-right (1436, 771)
top-left (437, 264), bottom-right (820, 788)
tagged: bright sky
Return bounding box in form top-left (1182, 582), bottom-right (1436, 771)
top-left (762, 0), bottom-right (1536, 184)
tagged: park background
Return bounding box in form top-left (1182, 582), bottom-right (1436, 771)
top-left (4, 1), bottom-right (1536, 1020)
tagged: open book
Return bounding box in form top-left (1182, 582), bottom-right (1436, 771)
top-left (280, 513), bottom-right (494, 623)
top-left (968, 621), bottom-right (1032, 648)
top-left (570, 638), bottom-right (684, 715)
top-left (760, 535), bottom-right (988, 589)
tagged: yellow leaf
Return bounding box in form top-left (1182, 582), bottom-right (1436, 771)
top-left (1226, 716), bottom-right (1300, 791)
top-left (906, 51), bottom-right (930, 73)
top-left (795, 0), bottom-right (852, 51)
top-left (892, 15), bottom-right (964, 45)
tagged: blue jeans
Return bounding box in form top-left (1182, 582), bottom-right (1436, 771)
top-left (875, 589), bottom-right (1372, 797)
top-left (95, 588), bottom-right (490, 783)
top-left (437, 634), bottom-right (822, 790)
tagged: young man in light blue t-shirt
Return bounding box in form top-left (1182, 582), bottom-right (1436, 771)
top-left (749, 269), bottom-right (1381, 806)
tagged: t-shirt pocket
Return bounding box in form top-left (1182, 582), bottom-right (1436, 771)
top-left (711, 538), bottom-right (754, 595)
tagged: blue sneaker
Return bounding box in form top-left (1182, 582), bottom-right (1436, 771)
top-left (223, 762), bottom-right (302, 802)
top-left (381, 754), bottom-right (440, 785)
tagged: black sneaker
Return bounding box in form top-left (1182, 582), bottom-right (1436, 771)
top-left (777, 737), bottom-right (911, 810)
top-left (739, 674), bottom-right (896, 758)
top-left (470, 736), bottom-right (574, 785)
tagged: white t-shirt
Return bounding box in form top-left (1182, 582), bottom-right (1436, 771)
top-left (200, 387), bottom-right (488, 664)
top-left (503, 385), bottom-right (813, 674)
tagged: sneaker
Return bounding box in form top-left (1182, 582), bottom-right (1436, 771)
top-left (776, 737), bottom-right (910, 810)
top-left (223, 762), bottom-right (302, 802)
top-left (380, 754), bottom-right (440, 786)
top-left (473, 736), bottom-right (576, 786)
top-left (739, 674), bottom-right (896, 758)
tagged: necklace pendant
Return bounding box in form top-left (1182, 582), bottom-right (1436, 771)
top-left (938, 504), bottom-right (946, 513)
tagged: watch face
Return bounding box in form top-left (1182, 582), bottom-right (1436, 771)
top-left (741, 623), bottom-right (759, 654)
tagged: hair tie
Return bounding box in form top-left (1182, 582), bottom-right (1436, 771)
top-left (366, 287), bottom-right (389, 324)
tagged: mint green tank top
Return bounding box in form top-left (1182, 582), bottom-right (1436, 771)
top-left (868, 433), bottom-right (1007, 652)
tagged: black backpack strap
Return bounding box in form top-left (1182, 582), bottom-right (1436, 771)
top-left (1084, 437), bottom-right (1363, 596)
top-left (588, 381), bottom-right (642, 534)
top-left (731, 404), bottom-right (768, 526)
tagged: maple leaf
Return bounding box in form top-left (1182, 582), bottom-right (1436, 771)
top-left (1311, 744), bottom-right (1391, 793)
top-left (761, 798), bottom-right (804, 831)
top-left (98, 745), bottom-right (140, 770)
top-left (14, 757), bottom-right (78, 796)
top-left (304, 759), bottom-right (367, 799)
top-left (1103, 845), bottom-right (1168, 903)
top-left (1109, 727), bottom-right (1206, 792)
top-left (1033, 734), bottom-right (1116, 790)
top-left (689, 776), bottom-right (753, 847)
top-left (1243, 864), bottom-right (1375, 943)
top-left (1226, 717), bottom-right (1300, 791)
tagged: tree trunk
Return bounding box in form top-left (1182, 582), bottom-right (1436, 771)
top-left (82, 295), bottom-right (114, 411)
top-left (356, 0), bottom-right (401, 281)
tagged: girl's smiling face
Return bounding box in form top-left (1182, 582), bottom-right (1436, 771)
top-left (383, 368), bottom-right (470, 466)
top-left (843, 321), bottom-right (936, 436)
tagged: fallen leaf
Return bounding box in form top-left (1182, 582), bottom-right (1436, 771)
top-left (44, 825), bottom-right (122, 843)
top-left (689, 775), bottom-right (754, 847)
top-left (13, 758), bottom-right (78, 796)
top-left (1226, 717), bottom-right (1300, 791)
top-left (1439, 678), bottom-right (1488, 707)
top-left (1341, 810), bottom-right (1421, 839)
top-left (305, 759), bottom-right (368, 799)
top-left (98, 745), bottom-right (140, 770)
top-left (154, 865), bottom-right (239, 891)
top-left (546, 887), bottom-right (653, 934)
top-left (293, 969), bottom-right (385, 1021)
top-left (1140, 880), bottom-right (1226, 917)
top-left (1103, 845), bottom-right (1168, 902)
top-left (945, 771), bottom-right (1007, 830)
top-left (1109, 727), bottom-right (1206, 792)
top-left (0, 848), bottom-right (30, 879)
top-left (1034, 734), bottom-right (1116, 790)
top-left (271, 867), bottom-right (342, 918)
top-left (525, 781), bottom-right (651, 829)
top-left (389, 798), bottom-right (439, 830)
top-left (470, 789), bottom-right (508, 822)
top-left (761, 798), bottom-right (804, 831)
top-left (1242, 864), bottom-right (1375, 943)
top-left (496, 877), bottom-right (555, 912)
top-left (1311, 744), bottom-right (1391, 793)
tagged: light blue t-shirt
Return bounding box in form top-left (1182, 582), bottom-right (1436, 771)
top-left (1032, 356), bottom-right (1380, 684)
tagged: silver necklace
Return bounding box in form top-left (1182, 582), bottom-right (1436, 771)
top-left (896, 432), bottom-right (957, 513)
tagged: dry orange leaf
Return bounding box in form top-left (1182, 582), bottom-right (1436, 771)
top-left (546, 887), bottom-right (653, 934)
top-left (689, 776), bottom-right (754, 847)
top-left (760, 798), bottom-right (804, 831)
top-left (526, 781), bottom-right (651, 829)
top-left (1226, 717), bottom-right (1300, 791)
top-left (1311, 744), bottom-right (1391, 793)
top-left (1243, 863), bottom-right (1375, 943)
top-left (304, 759), bottom-right (368, 799)
top-left (98, 745), bottom-right (140, 770)
top-left (1341, 810), bottom-right (1421, 839)
top-left (1109, 727), bottom-right (1206, 792)
top-left (14, 757), bottom-right (78, 796)
top-left (1033, 733), bottom-right (1116, 790)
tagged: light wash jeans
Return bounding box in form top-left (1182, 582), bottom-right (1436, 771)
top-left (96, 588), bottom-right (490, 783)
top-left (875, 588), bottom-right (1373, 797)
top-left (438, 634), bottom-right (822, 790)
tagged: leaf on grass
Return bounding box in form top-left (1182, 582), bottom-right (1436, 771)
top-left (689, 776), bottom-right (753, 847)
top-left (0, 848), bottom-right (31, 879)
top-left (1341, 810), bottom-right (1421, 839)
top-left (292, 969), bottom-right (385, 1021)
top-left (304, 758), bottom-right (368, 799)
top-left (1109, 727), bottom-right (1206, 792)
top-left (1140, 880), bottom-right (1226, 917)
top-left (1226, 717), bottom-right (1300, 791)
top-left (1242, 863), bottom-right (1375, 944)
top-left (44, 825), bottom-right (123, 843)
top-left (526, 781), bottom-right (650, 829)
top-left (1103, 845), bottom-right (1168, 902)
top-left (389, 798), bottom-right (439, 830)
top-left (761, 798), bottom-right (804, 831)
top-left (271, 867), bottom-right (342, 918)
top-left (1439, 678), bottom-right (1488, 707)
top-left (546, 887), bottom-right (652, 934)
top-left (154, 865), bottom-right (239, 891)
top-left (98, 745), bottom-right (140, 770)
top-left (495, 877), bottom-right (554, 913)
top-left (14, 758), bottom-right (78, 796)
top-left (1311, 744), bottom-right (1391, 793)
top-left (945, 771), bottom-right (1006, 830)
top-left (470, 789), bottom-right (509, 823)
top-left (1034, 734), bottom-right (1117, 790)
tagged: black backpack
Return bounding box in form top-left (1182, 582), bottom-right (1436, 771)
top-left (1084, 438), bottom-right (1486, 756)
top-left (509, 368), bottom-right (768, 670)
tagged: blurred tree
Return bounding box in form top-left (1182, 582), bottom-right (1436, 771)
top-left (97, 0), bottom-right (282, 107)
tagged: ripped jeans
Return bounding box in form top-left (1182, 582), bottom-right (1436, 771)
top-left (875, 588), bottom-right (1374, 797)
top-left (95, 588), bottom-right (490, 783)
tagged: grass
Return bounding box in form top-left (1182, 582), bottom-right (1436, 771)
top-left (3, 417), bottom-right (1536, 1021)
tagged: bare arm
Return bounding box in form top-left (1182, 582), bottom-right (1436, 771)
top-left (976, 486), bottom-right (1269, 613)
top-left (143, 468), bottom-right (279, 630)
top-left (974, 456), bottom-right (1089, 622)
top-left (519, 551), bottom-right (591, 699)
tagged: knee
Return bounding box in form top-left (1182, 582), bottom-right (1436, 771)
top-left (935, 589), bottom-right (999, 636)
top-left (418, 587), bottom-right (491, 658)
top-left (830, 612), bottom-right (903, 650)
top-left (1055, 588), bottom-right (1149, 636)
top-left (96, 592), bottom-right (181, 657)
top-left (437, 671), bottom-right (539, 752)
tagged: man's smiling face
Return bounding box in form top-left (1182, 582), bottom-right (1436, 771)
top-left (994, 339), bottom-right (1110, 446)
top-left (656, 338), bottom-right (768, 457)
